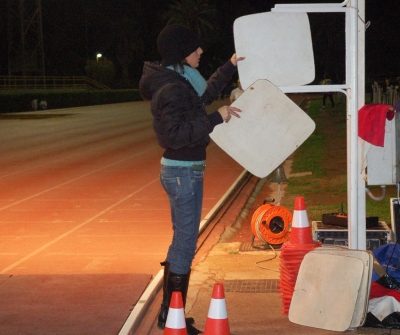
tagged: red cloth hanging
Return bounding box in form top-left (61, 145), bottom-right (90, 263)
top-left (370, 282), bottom-right (400, 301)
top-left (358, 103), bottom-right (393, 147)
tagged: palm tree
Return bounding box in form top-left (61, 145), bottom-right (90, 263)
top-left (162, 0), bottom-right (217, 41)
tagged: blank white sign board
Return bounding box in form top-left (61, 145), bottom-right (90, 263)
top-left (234, 12), bottom-right (315, 90)
top-left (289, 252), bottom-right (365, 331)
top-left (210, 79), bottom-right (315, 178)
top-left (310, 246), bottom-right (373, 328)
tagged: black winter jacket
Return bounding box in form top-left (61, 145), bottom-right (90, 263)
top-left (139, 60), bottom-right (237, 161)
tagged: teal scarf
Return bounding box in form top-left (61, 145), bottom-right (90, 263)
top-left (167, 65), bottom-right (207, 96)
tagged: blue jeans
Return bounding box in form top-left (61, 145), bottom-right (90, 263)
top-left (160, 165), bottom-right (204, 274)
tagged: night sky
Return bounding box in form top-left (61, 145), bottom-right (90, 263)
top-left (0, 0), bottom-right (398, 88)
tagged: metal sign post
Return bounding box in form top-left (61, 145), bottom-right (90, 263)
top-left (356, 0), bottom-right (366, 251)
top-left (272, 0), bottom-right (366, 250)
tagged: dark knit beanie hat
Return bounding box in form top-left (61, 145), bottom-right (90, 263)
top-left (157, 24), bottom-right (202, 66)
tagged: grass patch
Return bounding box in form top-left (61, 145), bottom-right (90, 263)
top-left (291, 101), bottom-right (326, 177)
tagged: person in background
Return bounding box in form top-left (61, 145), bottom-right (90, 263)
top-left (321, 75), bottom-right (335, 110)
top-left (139, 24), bottom-right (244, 335)
top-left (39, 100), bottom-right (47, 110)
top-left (393, 96), bottom-right (400, 113)
top-left (229, 78), bottom-right (244, 103)
top-left (385, 77), bottom-right (390, 91)
top-left (31, 99), bottom-right (38, 111)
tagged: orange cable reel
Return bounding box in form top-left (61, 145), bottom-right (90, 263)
top-left (251, 204), bottom-right (292, 245)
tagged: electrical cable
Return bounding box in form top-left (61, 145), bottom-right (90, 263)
top-left (254, 243), bottom-right (280, 272)
top-left (366, 185), bottom-right (386, 201)
top-left (249, 235), bottom-right (279, 271)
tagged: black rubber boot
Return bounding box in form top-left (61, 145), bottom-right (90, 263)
top-left (157, 264), bottom-right (192, 330)
top-left (157, 266), bottom-right (202, 334)
top-left (168, 270), bottom-right (202, 335)
top-left (157, 261), bottom-right (170, 330)
top-left (186, 321), bottom-right (202, 335)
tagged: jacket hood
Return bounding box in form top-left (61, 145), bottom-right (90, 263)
top-left (139, 62), bottom-right (180, 101)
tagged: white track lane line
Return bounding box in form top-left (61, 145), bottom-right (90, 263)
top-left (0, 178), bottom-right (159, 274)
top-left (0, 145), bottom-right (157, 211)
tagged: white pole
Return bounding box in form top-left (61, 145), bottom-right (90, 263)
top-left (347, 0), bottom-right (359, 249)
top-left (357, 0), bottom-right (366, 250)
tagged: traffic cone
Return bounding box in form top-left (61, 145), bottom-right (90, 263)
top-left (278, 196), bottom-right (321, 315)
top-left (164, 291), bottom-right (187, 335)
top-left (289, 196), bottom-right (313, 244)
top-left (204, 283), bottom-right (230, 335)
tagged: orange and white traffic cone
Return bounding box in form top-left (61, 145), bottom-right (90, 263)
top-left (289, 196), bottom-right (313, 244)
top-left (278, 196), bottom-right (321, 315)
top-left (204, 283), bottom-right (230, 335)
top-left (164, 291), bottom-right (187, 335)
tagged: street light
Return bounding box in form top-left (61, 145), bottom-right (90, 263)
top-left (96, 53), bottom-right (102, 63)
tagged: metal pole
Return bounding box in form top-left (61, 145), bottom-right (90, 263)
top-left (19, 0), bottom-right (25, 76)
top-left (37, 0), bottom-right (45, 77)
top-left (7, 0), bottom-right (13, 75)
top-left (272, 1), bottom-right (367, 249)
top-left (347, 0), bottom-right (359, 249)
top-left (357, 0), bottom-right (366, 250)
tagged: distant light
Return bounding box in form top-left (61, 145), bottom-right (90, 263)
top-left (96, 54), bottom-right (102, 63)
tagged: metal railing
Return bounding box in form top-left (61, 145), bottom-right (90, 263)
top-left (0, 76), bottom-right (110, 91)
top-left (371, 82), bottom-right (399, 105)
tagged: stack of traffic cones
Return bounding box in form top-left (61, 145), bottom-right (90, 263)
top-left (278, 196), bottom-right (321, 315)
top-left (164, 291), bottom-right (187, 335)
top-left (204, 283), bottom-right (230, 335)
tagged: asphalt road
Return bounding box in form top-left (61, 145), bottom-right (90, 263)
top-left (0, 100), bottom-right (245, 334)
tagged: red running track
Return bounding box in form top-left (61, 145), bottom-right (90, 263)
top-left (0, 100), bottom-right (245, 335)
